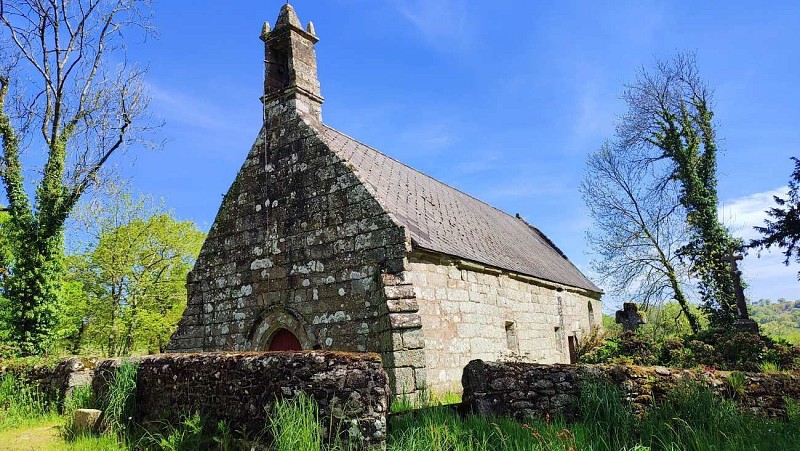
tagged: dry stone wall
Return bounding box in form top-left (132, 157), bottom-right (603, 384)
top-left (462, 360), bottom-right (800, 420)
top-left (94, 351), bottom-right (390, 449)
top-left (409, 253), bottom-right (601, 393)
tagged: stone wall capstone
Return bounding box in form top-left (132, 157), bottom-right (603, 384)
top-left (462, 360), bottom-right (800, 420)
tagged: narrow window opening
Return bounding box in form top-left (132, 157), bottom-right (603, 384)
top-left (265, 46), bottom-right (290, 95)
top-left (554, 325), bottom-right (564, 355)
top-left (588, 301), bottom-right (596, 330)
top-left (505, 321), bottom-right (519, 353)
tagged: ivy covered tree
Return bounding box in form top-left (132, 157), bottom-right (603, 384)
top-left (0, 0), bottom-right (154, 354)
top-left (750, 157), bottom-right (800, 279)
top-left (616, 52), bottom-right (742, 327)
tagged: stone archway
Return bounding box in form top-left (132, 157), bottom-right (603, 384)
top-left (247, 306), bottom-right (315, 351)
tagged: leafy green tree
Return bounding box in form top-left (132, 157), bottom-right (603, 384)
top-left (66, 197), bottom-right (204, 356)
top-left (0, 0), bottom-right (154, 354)
top-left (616, 52), bottom-right (742, 327)
top-left (750, 157), bottom-right (800, 280)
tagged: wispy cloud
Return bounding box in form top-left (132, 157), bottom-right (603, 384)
top-left (453, 150), bottom-right (503, 176)
top-left (399, 120), bottom-right (455, 152)
top-left (147, 83), bottom-right (254, 136)
top-left (720, 187), bottom-right (798, 300)
top-left (392, 0), bottom-right (474, 52)
top-left (482, 177), bottom-right (570, 201)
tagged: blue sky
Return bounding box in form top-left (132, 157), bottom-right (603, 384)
top-left (114, 0), bottom-right (800, 307)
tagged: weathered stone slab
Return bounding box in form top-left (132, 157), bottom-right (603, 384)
top-left (73, 409), bottom-right (101, 432)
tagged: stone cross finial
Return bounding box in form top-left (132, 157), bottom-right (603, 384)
top-left (615, 302), bottom-right (646, 331)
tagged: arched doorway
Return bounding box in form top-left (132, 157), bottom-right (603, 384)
top-left (267, 328), bottom-right (302, 351)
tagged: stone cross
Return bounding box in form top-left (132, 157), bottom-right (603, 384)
top-left (615, 302), bottom-right (646, 331)
top-left (722, 250), bottom-right (759, 332)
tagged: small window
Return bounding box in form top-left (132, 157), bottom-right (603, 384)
top-left (588, 301), bottom-right (596, 329)
top-left (554, 326), bottom-right (563, 349)
top-left (505, 321), bottom-right (519, 353)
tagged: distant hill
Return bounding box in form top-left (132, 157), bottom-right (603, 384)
top-left (750, 299), bottom-right (800, 345)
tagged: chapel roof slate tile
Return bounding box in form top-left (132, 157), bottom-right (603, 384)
top-left (317, 124), bottom-right (601, 293)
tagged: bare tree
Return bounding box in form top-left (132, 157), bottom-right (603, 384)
top-left (582, 142), bottom-right (700, 333)
top-left (615, 52), bottom-right (742, 327)
top-left (0, 0), bottom-right (154, 354)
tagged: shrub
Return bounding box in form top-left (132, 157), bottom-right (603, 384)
top-left (579, 336), bottom-right (620, 364)
top-left (714, 331), bottom-right (767, 371)
top-left (616, 332), bottom-right (658, 365)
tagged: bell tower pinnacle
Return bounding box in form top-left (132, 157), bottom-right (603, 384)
top-left (260, 4), bottom-right (323, 122)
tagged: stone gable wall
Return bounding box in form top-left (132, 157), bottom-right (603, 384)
top-left (167, 102), bottom-right (426, 398)
top-left (168, 106), bottom-right (405, 353)
top-left (408, 253), bottom-right (601, 393)
top-left (462, 360), bottom-right (800, 420)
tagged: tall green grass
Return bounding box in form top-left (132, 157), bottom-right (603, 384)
top-left (269, 392), bottom-right (323, 451)
top-left (62, 384), bottom-right (96, 440)
top-left (391, 386), bottom-right (462, 413)
top-left (97, 361), bottom-right (139, 435)
top-left (0, 373), bottom-right (56, 430)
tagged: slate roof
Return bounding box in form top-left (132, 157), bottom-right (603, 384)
top-left (318, 125), bottom-right (602, 293)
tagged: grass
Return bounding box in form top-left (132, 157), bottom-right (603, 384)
top-left (0, 373), bottom-right (57, 431)
top-left (391, 387), bottom-right (462, 413)
top-left (388, 380), bottom-right (800, 451)
top-left (2, 373), bottom-right (800, 450)
top-left (270, 393), bottom-right (323, 451)
top-left (97, 361), bottom-right (139, 435)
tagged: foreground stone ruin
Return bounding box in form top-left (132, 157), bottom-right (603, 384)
top-left (5, 353), bottom-right (800, 449)
top-left (462, 359), bottom-right (800, 420)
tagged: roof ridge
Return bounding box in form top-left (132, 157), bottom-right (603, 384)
top-left (320, 124), bottom-right (527, 225)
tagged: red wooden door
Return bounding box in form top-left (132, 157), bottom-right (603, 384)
top-left (268, 328), bottom-right (302, 351)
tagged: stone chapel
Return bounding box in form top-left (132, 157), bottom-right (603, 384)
top-left (167, 4), bottom-right (603, 396)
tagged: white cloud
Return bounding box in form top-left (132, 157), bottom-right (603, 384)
top-left (719, 187), bottom-right (788, 240)
top-left (720, 187), bottom-right (798, 300)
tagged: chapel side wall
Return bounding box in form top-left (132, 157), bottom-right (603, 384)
top-left (408, 253), bottom-right (601, 394)
top-left (168, 110), bottom-right (410, 358)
